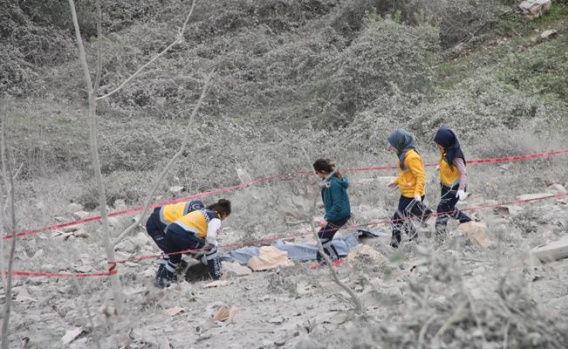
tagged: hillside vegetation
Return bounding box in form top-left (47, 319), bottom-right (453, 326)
top-left (2, 1), bottom-right (568, 348)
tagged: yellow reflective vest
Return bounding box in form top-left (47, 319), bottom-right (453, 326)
top-left (159, 201), bottom-right (194, 225)
top-left (172, 210), bottom-right (217, 239)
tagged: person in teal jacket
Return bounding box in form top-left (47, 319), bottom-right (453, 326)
top-left (312, 158), bottom-right (351, 266)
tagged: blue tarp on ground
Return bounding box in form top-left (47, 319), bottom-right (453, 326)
top-left (220, 229), bottom-right (387, 265)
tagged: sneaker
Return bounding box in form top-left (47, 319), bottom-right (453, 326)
top-left (331, 258), bottom-right (345, 267)
top-left (309, 259), bottom-right (344, 269)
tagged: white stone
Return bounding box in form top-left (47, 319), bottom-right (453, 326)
top-left (67, 203), bottom-right (84, 212)
top-left (168, 185), bottom-right (185, 194)
top-left (531, 236), bottom-right (568, 263)
top-left (456, 222), bottom-right (490, 247)
top-left (519, 0), bottom-right (552, 19)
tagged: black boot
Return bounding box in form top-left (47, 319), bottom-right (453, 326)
top-left (155, 262), bottom-right (178, 288)
top-left (206, 256), bottom-right (223, 280)
top-left (154, 262), bottom-right (165, 285)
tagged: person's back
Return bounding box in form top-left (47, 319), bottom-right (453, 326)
top-left (159, 200), bottom-right (205, 225)
top-left (155, 199), bottom-right (231, 288)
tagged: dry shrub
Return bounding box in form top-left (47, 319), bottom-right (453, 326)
top-left (311, 15), bottom-right (438, 127)
top-left (312, 248), bottom-right (568, 348)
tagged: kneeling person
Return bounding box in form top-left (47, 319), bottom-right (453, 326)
top-left (155, 199), bottom-right (231, 288)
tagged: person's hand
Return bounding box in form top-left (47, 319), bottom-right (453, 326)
top-left (319, 219), bottom-right (328, 227)
top-left (387, 181), bottom-right (397, 190)
top-left (414, 195), bottom-right (422, 203)
top-left (456, 189), bottom-right (466, 201)
top-left (435, 165), bottom-right (440, 172)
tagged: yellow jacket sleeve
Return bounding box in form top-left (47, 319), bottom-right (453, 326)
top-left (406, 154), bottom-right (426, 197)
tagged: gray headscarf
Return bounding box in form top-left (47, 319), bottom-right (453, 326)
top-left (387, 129), bottom-right (416, 170)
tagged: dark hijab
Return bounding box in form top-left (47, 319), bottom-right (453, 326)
top-left (433, 127), bottom-right (466, 165)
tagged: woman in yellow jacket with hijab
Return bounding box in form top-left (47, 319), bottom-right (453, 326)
top-left (387, 129), bottom-right (432, 248)
top-left (433, 127), bottom-right (471, 236)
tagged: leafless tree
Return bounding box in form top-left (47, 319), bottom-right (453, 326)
top-left (274, 129), bottom-right (364, 315)
top-left (67, 0), bottom-right (205, 310)
top-left (0, 97), bottom-right (18, 349)
top-left (68, 0), bottom-right (124, 308)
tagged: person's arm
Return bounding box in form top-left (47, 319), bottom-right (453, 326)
top-left (407, 155), bottom-right (426, 197)
top-left (205, 218), bottom-right (222, 245)
top-left (453, 158), bottom-right (468, 191)
top-left (392, 161), bottom-right (402, 185)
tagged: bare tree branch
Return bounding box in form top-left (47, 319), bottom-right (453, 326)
top-left (1, 96), bottom-right (18, 349)
top-left (96, 0), bottom-right (196, 101)
top-left (113, 72), bottom-right (214, 246)
top-left (93, 0), bottom-right (103, 93)
top-left (0, 98), bottom-right (8, 289)
top-left (273, 129), bottom-right (364, 314)
top-left (68, 0), bottom-right (124, 309)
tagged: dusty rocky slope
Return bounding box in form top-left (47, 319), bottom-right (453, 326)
top-left (6, 182), bottom-right (568, 348)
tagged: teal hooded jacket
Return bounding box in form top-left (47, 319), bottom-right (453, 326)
top-left (321, 175), bottom-right (351, 222)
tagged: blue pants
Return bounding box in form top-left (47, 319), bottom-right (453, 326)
top-left (435, 184), bottom-right (471, 234)
top-left (145, 207), bottom-right (168, 252)
top-left (165, 224), bottom-right (222, 280)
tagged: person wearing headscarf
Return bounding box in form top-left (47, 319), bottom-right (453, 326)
top-left (433, 127), bottom-right (472, 235)
top-left (386, 129), bottom-right (432, 248)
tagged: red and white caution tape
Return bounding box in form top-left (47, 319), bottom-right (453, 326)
top-left (5, 149), bottom-right (567, 241)
top-left (7, 191), bottom-right (566, 278)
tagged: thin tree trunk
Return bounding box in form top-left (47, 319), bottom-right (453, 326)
top-left (0, 98), bottom-right (8, 289)
top-left (113, 74), bottom-right (214, 246)
top-left (1, 97), bottom-right (18, 349)
top-left (68, 0), bottom-right (123, 308)
top-left (274, 129), bottom-right (364, 314)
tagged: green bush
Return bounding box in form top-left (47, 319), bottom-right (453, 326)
top-left (310, 16), bottom-right (438, 127)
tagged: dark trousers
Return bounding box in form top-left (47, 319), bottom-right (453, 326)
top-left (164, 224), bottom-right (222, 280)
top-left (316, 216), bottom-right (350, 262)
top-left (145, 208), bottom-right (168, 252)
top-left (391, 195), bottom-right (431, 247)
top-left (164, 224), bottom-right (209, 265)
top-left (435, 184), bottom-right (471, 234)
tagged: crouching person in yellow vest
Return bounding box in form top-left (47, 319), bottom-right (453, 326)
top-left (155, 199), bottom-right (231, 288)
top-left (146, 200), bottom-right (205, 273)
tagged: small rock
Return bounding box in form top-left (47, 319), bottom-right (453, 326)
top-left (67, 203), bottom-right (84, 212)
top-left (519, 0), bottom-right (551, 20)
top-left (540, 29), bottom-right (558, 41)
top-left (268, 316), bottom-right (285, 324)
top-left (61, 327), bottom-right (83, 345)
top-left (113, 199), bottom-right (128, 211)
top-left (169, 186), bottom-right (185, 194)
top-left (223, 262), bottom-right (252, 276)
top-left (547, 183), bottom-right (567, 193)
top-left (203, 280), bottom-right (229, 288)
top-left (346, 244), bottom-right (387, 267)
top-left (71, 211), bottom-right (91, 220)
top-left (456, 222), bottom-right (490, 247)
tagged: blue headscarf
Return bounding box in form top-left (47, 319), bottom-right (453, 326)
top-left (387, 129), bottom-right (416, 170)
top-left (433, 127), bottom-right (466, 165)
